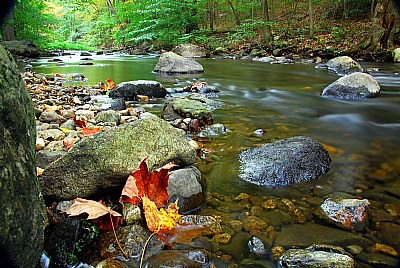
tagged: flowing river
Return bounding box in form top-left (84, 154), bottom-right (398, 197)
top-left (32, 53), bottom-right (400, 266)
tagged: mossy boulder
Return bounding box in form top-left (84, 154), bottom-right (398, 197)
top-left (316, 56), bottom-right (363, 75)
top-left (0, 44), bottom-right (44, 267)
top-left (40, 113), bottom-right (196, 200)
top-left (153, 51), bottom-right (204, 73)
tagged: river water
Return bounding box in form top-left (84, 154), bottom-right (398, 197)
top-left (32, 53), bottom-right (400, 266)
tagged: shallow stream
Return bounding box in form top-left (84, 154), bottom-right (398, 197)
top-left (32, 53), bottom-right (400, 266)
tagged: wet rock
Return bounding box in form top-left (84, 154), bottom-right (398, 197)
top-left (144, 249), bottom-right (210, 267)
top-left (278, 245), bottom-right (354, 268)
top-left (96, 258), bottom-right (127, 268)
top-left (315, 56), bottom-right (363, 75)
top-left (248, 237), bottom-right (267, 254)
top-left (168, 166), bottom-right (206, 214)
top-left (238, 136), bottom-right (331, 186)
top-left (40, 113), bottom-right (196, 200)
top-left (242, 216), bottom-right (268, 232)
top-left (60, 119), bottom-right (76, 130)
top-left (220, 232), bottom-right (252, 261)
top-left (320, 198), bottom-right (369, 230)
top-left (213, 233), bottom-right (232, 245)
top-left (274, 223), bottom-right (373, 248)
top-left (198, 123), bottom-right (230, 138)
top-left (95, 110), bottom-right (120, 125)
top-left (98, 225), bottom-right (163, 264)
top-left (109, 80), bottom-right (167, 101)
top-left (36, 150), bottom-right (67, 169)
top-left (37, 129), bottom-right (66, 141)
top-left (2, 40), bottom-right (40, 58)
top-left (162, 93), bottom-right (218, 129)
top-left (367, 243), bottom-right (399, 257)
top-left (322, 72), bottom-right (380, 99)
top-left (0, 44), bottom-right (44, 267)
top-left (376, 222), bottom-right (400, 249)
top-left (153, 51), bottom-right (204, 73)
top-left (172, 44), bottom-right (207, 58)
top-left (80, 52), bottom-right (92, 56)
top-left (179, 215), bottom-right (222, 236)
top-left (356, 253), bottom-right (399, 268)
top-left (253, 56), bottom-right (293, 64)
top-left (39, 111), bottom-right (67, 124)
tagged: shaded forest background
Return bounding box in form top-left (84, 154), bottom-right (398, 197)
top-left (1, 0), bottom-right (400, 56)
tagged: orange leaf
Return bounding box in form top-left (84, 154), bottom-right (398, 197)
top-left (73, 115), bottom-right (87, 128)
top-left (162, 224), bottom-right (204, 246)
top-left (81, 126), bottom-right (102, 136)
top-left (65, 198), bottom-right (123, 230)
top-left (142, 196), bottom-right (182, 234)
top-left (106, 78), bottom-right (117, 90)
top-left (119, 157), bottom-right (176, 208)
top-left (36, 167), bottom-right (44, 177)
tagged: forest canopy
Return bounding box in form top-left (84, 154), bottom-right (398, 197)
top-left (1, 0), bottom-right (399, 54)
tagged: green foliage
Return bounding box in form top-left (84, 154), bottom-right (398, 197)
top-left (41, 41), bottom-right (97, 51)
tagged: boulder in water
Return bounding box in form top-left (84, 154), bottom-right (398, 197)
top-left (316, 56), bottom-right (363, 75)
top-left (172, 44), bottom-right (207, 58)
top-left (238, 136), bottom-right (331, 186)
top-left (153, 51), bottom-right (204, 73)
top-left (109, 80), bottom-right (167, 101)
top-left (322, 72), bottom-right (380, 99)
top-left (40, 113), bottom-right (196, 200)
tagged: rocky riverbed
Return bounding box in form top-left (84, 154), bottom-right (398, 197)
top-left (22, 52), bottom-right (400, 268)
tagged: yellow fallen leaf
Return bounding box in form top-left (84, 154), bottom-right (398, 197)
top-left (60, 127), bottom-right (74, 133)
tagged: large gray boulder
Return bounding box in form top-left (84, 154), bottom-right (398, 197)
top-left (0, 45), bottom-right (44, 266)
top-left (172, 44), bottom-right (207, 58)
top-left (153, 51), bottom-right (204, 73)
top-left (109, 80), bottom-right (167, 101)
top-left (2, 40), bottom-right (40, 58)
top-left (322, 72), bottom-right (380, 99)
top-left (40, 113), bottom-right (196, 200)
top-left (238, 136), bottom-right (331, 186)
top-left (316, 56), bottom-right (362, 75)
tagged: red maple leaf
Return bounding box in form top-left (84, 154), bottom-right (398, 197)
top-left (119, 157), bottom-right (176, 208)
top-left (73, 115), bottom-right (87, 128)
top-left (106, 78), bottom-right (117, 90)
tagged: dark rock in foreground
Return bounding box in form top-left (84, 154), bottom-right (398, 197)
top-left (40, 113), bottom-right (196, 200)
top-left (238, 136), bottom-right (331, 186)
top-left (153, 51), bottom-right (204, 73)
top-left (109, 80), bottom-right (167, 101)
top-left (322, 72), bottom-right (380, 99)
top-left (0, 44), bottom-right (44, 267)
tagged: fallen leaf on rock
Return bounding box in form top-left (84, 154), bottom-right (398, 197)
top-left (81, 126), bottom-right (102, 136)
top-left (60, 127), bottom-right (74, 133)
top-left (65, 198), bottom-right (123, 230)
top-left (119, 157), bottom-right (176, 208)
top-left (142, 196), bottom-right (182, 234)
top-left (106, 78), bottom-right (117, 90)
top-left (73, 116), bottom-right (87, 128)
top-left (36, 167), bottom-right (44, 176)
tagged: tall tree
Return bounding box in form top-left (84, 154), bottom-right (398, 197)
top-left (308, 0), bottom-right (314, 37)
top-left (261, 0), bottom-right (272, 42)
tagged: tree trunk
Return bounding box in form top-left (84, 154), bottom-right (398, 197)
top-left (226, 0), bottom-right (241, 25)
top-left (308, 0), bottom-right (314, 37)
top-left (2, 10), bottom-right (16, 41)
top-left (261, 0), bottom-right (272, 42)
top-left (357, 0), bottom-right (398, 51)
top-left (186, 0), bottom-right (199, 34)
top-left (209, 0), bottom-right (214, 30)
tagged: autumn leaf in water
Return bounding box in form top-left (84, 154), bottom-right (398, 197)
top-left (142, 196), bottom-right (182, 234)
top-left (65, 198), bottom-right (123, 230)
top-left (119, 157), bottom-right (176, 208)
top-left (106, 78), bottom-right (117, 90)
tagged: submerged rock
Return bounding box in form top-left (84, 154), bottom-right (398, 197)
top-left (322, 72), bottom-right (380, 99)
top-left (316, 56), bottom-right (363, 75)
top-left (278, 245), bottom-right (354, 268)
top-left (109, 80), bottom-right (167, 101)
top-left (144, 249), bottom-right (210, 267)
top-left (153, 51), bottom-right (204, 73)
top-left (40, 113), bottom-right (196, 200)
top-left (238, 136), bottom-right (331, 186)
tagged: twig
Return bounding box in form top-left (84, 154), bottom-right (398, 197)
top-left (140, 232), bottom-right (155, 268)
top-left (109, 213), bottom-right (128, 259)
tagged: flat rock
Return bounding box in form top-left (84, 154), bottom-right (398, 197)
top-left (322, 72), bottom-right (380, 99)
top-left (274, 223), bottom-right (373, 248)
top-left (172, 44), bottom-right (207, 58)
top-left (153, 51), bottom-right (204, 73)
top-left (238, 136), bottom-right (331, 186)
top-left (40, 113), bottom-right (196, 200)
